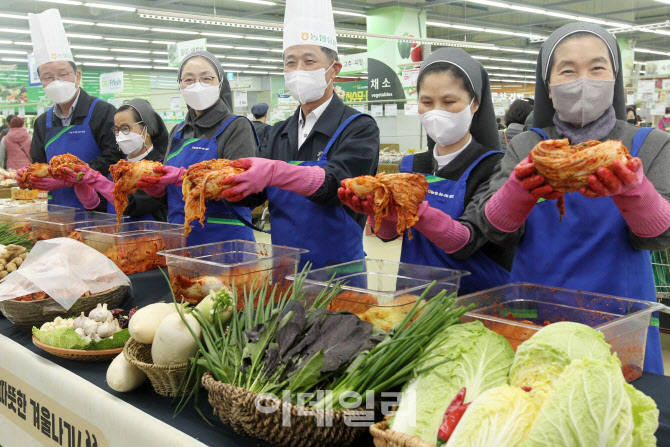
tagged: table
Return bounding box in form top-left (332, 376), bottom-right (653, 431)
top-left (1, 269), bottom-right (669, 447)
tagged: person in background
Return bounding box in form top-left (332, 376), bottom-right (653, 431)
top-left (0, 114), bottom-right (15, 139)
top-left (477, 23), bottom-right (670, 374)
top-left (251, 103), bottom-right (271, 146)
top-left (627, 106), bottom-right (641, 126)
top-left (23, 9), bottom-right (120, 208)
top-left (136, 51), bottom-right (258, 245)
top-left (219, 0), bottom-right (380, 270)
top-left (0, 117), bottom-right (32, 170)
top-left (658, 106), bottom-right (670, 131)
top-left (66, 99), bottom-right (168, 222)
top-left (500, 98), bottom-right (534, 150)
top-left (496, 117), bottom-right (505, 130)
top-left (523, 110), bottom-right (534, 131)
top-left (340, 48), bottom-right (512, 295)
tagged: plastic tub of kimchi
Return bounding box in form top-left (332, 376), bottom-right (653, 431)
top-left (158, 240), bottom-right (308, 307)
top-left (455, 282), bottom-right (664, 382)
top-left (28, 210), bottom-right (122, 240)
top-left (77, 221), bottom-right (186, 275)
top-left (287, 258), bottom-right (469, 332)
top-left (0, 204), bottom-right (76, 236)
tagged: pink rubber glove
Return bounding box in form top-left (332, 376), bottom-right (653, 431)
top-left (221, 158), bottom-right (325, 202)
top-left (413, 202), bottom-right (471, 254)
top-left (485, 157), bottom-right (562, 233)
top-left (338, 185), bottom-right (399, 239)
top-left (74, 183), bottom-right (100, 209)
top-left (578, 157), bottom-right (670, 237)
top-left (136, 166), bottom-right (186, 198)
top-left (16, 167), bottom-right (28, 190)
top-left (57, 165), bottom-right (100, 185)
top-left (30, 176), bottom-right (73, 191)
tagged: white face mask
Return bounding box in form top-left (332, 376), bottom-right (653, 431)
top-left (284, 62), bottom-right (335, 104)
top-left (43, 80), bottom-right (77, 105)
top-left (116, 127), bottom-right (146, 156)
top-left (420, 99), bottom-right (474, 147)
top-left (181, 83), bottom-right (220, 111)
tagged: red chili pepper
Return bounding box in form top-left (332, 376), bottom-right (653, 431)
top-left (438, 388), bottom-right (470, 442)
top-left (522, 386), bottom-right (532, 392)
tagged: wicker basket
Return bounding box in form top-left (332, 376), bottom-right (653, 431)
top-left (201, 372), bottom-right (372, 447)
top-left (32, 336), bottom-right (122, 362)
top-left (123, 338), bottom-right (191, 397)
top-left (0, 285), bottom-right (129, 332)
top-left (370, 420), bottom-right (436, 447)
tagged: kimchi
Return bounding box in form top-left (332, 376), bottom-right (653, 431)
top-left (109, 159), bottom-right (163, 228)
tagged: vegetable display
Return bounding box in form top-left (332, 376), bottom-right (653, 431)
top-left (0, 224), bottom-right (35, 251)
top-left (107, 352), bottom-right (147, 392)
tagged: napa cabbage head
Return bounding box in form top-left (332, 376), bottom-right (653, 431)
top-left (522, 357), bottom-right (634, 447)
top-left (390, 321), bottom-right (514, 444)
top-left (445, 385), bottom-right (539, 447)
top-left (624, 383), bottom-right (659, 447)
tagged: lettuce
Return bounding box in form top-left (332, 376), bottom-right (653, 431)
top-left (32, 327), bottom-right (130, 350)
top-left (522, 358), bottom-right (634, 447)
top-left (625, 383), bottom-right (659, 447)
top-left (517, 321), bottom-right (612, 362)
top-left (390, 321), bottom-right (514, 444)
top-left (445, 385), bottom-right (539, 447)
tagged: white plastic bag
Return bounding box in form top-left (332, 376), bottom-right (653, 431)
top-left (0, 238), bottom-right (130, 310)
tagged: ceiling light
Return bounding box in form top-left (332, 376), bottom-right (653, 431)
top-left (96, 23), bottom-right (148, 31)
top-left (0, 40), bottom-right (11, 45)
top-left (208, 44), bottom-right (235, 49)
top-left (427, 20), bottom-right (546, 40)
top-left (84, 3), bottom-right (136, 11)
top-left (1, 57), bottom-right (27, 62)
top-left (249, 65), bottom-right (277, 69)
top-left (243, 70), bottom-right (268, 74)
top-left (151, 28), bottom-right (197, 35)
top-left (70, 45), bottom-right (108, 51)
top-left (235, 46), bottom-right (271, 52)
top-left (110, 48), bottom-right (152, 54)
top-left (152, 41), bottom-right (175, 45)
top-left (153, 66), bottom-right (178, 70)
top-left (119, 64), bottom-right (153, 69)
top-left (63, 19), bottom-right (95, 25)
top-left (201, 32), bottom-right (244, 39)
top-left (81, 62), bottom-right (119, 67)
top-left (237, 0), bottom-right (277, 5)
top-left (76, 54), bottom-right (115, 60)
top-left (269, 49), bottom-right (283, 53)
top-left (104, 37), bottom-right (150, 43)
top-left (244, 36), bottom-right (283, 42)
top-left (36, 0), bottom-right (82, 5)
top-left (12, 41), bottom-right (32, 46)
top-left (220, 63), bottom-right (249, 67)
top-left (152, 51), bottom-right (169, 55)
top-left (259, 58), bottom-right (282, 62)
top-left (0, 13), bottom-right (27, 20)
top-left (116, 57), bottom-right (148, 62)
top-left (333, 10), bottom-right (367, 18)
top-left (228, 56), bottom-right (257, 61)
top-left (0, 28), bottom-right (30, 35)
top-left (0, 49), bottom-right (27, 55)
top-left (66, 33), bottom-right (103, 39)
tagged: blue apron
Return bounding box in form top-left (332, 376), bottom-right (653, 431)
top-left (266, 114), bottom-right (368, 270)
top-left (399, 152), bottom-right (511, 295)
top-left (512, 126), bottom-right (663, 374)
top-left (45, 98), bottom-right (102, 208)
top-left (106, 173), bottom-right (155, 222)
top-left (165, 115), bottom-right (255, 246)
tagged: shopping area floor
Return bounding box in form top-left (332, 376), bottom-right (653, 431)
top-left (253, 229), bottom-right (670, 376)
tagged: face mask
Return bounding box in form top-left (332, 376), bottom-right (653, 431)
top-left (284, 62), bottom-right (334, 104)
top-left (43, 80), bottom-right (77, 105)
top-left (181, 83), bottom-right (220, 111)
top-left (116, 127), bottom-right (146, 155)
top-left (549, 78), bottom-right (615, 127)
top-left (420, 99), bottom-right (474, 147)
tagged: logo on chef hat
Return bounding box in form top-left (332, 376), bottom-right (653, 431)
top-left (51, 53), bottom-right (57, 60)
top-left (301, 32), bottom-right (309, 41)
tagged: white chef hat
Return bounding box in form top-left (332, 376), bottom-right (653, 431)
top-left (283, 0), bottom-right (338, 54)
top-left (28, 9), bottom-right (74, 68)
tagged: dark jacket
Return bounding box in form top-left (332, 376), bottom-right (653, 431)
top-left (164, 99), bottom-right (257, 162)
top-left (30, 89), bottom-right (121, 177)
top-left (252, 120), bottom-right (271, 146)
top-left (249, 94), bottom-right (380, 228)
top-left (123, 148), bottom-right (168, 221)
top-left (499, 123), bottom-right (524, 151)
top-left (402, 141), bottom-right (514, 270)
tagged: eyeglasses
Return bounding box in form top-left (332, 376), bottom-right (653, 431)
top-left (179, 76), bottom-right (218, 88)
top-left (112, 121), bottom-right (144, 136)
top-left (40, 72), bottom-right (75, 83)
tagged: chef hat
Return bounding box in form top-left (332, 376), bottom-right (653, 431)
top-left (28, 9), bottom-right (74, 68)
top-left (283, 0), bottom-right (338, 53)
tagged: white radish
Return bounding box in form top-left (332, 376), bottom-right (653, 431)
top-left (151, 312), bottom-right (201, 366)
top-left (107, 353), bottom-right (147, 392)
top-left (128, 303), bottom-right (178, 344)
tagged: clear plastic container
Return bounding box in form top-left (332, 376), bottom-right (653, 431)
top-left (29, 211), bottom-right (120, 240)
top-left (455, 283), bottom-right (664, 382)
top-left (0, 204), bottom-right (76, 236)
top-left (287, 259), bottom-right (469, 331)
top-left (159, 240), bottom-right (308, 306)
top-left (77, 221), bottom-right (186, 274)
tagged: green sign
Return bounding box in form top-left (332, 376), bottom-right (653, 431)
top-left (334, 81), bottom-right (368, 103)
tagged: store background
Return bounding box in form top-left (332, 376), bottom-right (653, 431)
top-left (0, 0), bottom-right (668, 372)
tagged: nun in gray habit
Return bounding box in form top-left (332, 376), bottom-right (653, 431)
top-left (371, 47), bottom-right (514, 295)
top-left (477, 23), bottom-right (670, 374)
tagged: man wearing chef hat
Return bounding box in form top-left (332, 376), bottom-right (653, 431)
top-left (24, 9), bottom-right (120, 208)
top-left (222, 0), bottom-right (379, 269)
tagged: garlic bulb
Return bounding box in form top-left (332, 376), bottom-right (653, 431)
top-left (97, 319), bottom-right (121, 339)
top-left (72, 312), bottom-right (87, 330)
top-left (75, 327), bottom-right (87, 339)
top-left (89, 303), bottom-right (113, 323)
top-left (83, 319), bottom-right (100, 336)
